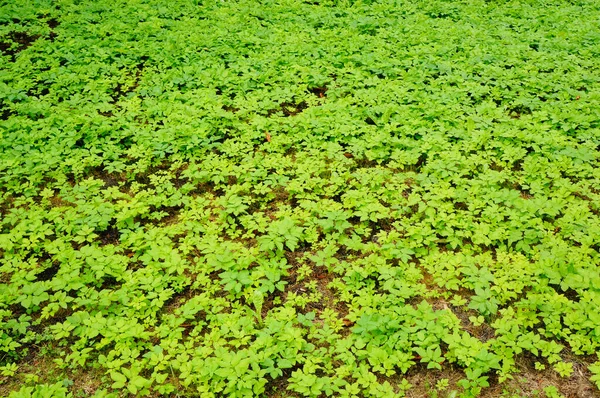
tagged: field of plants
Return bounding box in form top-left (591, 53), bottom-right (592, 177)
top-left (1, 0), bottom-right (600, 396)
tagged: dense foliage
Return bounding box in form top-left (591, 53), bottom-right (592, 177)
top-left (1, 0), bottom-right (600, 396)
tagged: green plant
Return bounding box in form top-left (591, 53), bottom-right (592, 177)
top-left (1, 0), bottom-right (600, 396)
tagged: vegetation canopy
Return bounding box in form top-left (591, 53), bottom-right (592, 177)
top-left (1, 0), bottom-right (600, 396)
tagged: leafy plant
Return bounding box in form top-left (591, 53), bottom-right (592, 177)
top-left (1, 0), bottom-right (600, 396)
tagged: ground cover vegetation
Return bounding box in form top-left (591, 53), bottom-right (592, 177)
top-left (1, 0), bottom-right (600, 396)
